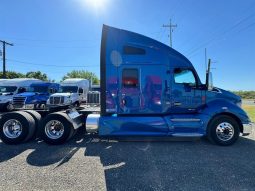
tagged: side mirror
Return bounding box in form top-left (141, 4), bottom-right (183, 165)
top-left (208, 72), bottom-right (213, 90)
top-left (49, 88), bottom-right (54, 94)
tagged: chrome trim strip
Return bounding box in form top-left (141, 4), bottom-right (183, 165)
top-left (172, 133), bottom-right (203, 137)
top-left (242, 122), bottom-right (254, 136)
top-left (171, 118), bottom-right (201, 122)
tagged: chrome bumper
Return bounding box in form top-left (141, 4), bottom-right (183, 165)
top-left (242, 122), bottom-right (254, 136)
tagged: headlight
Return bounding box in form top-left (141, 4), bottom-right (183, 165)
top-left (0, 98), bottom-right (12, 102)
top-left (65, 98), bottom-right (72, 104)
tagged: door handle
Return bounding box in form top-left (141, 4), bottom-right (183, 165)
top-left (173, 102), bottom-right (182, 106)
top-left (164, 80), bottom-right (170, 92)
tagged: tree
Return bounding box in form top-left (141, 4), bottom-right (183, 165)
top-left (0, 71), bottom-right (25, 79)
top-left (62, 70), bottom-right (99, 84)
top-left (25, 71), bottom-right (48, 81)
top-left (232, 91), bottom-right (255, 99)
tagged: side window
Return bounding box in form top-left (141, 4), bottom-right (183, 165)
top-left (174, 68), bottom-right (196, 86)
top-left (78, 88), bottom-right (83, 94)
top-left (49, 88), bottom-right (55, 93)
top-left (122, 69), bottom-right (139, 88)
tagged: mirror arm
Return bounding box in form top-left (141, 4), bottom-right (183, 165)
top-left (206, 59), bottom-right (211, 90)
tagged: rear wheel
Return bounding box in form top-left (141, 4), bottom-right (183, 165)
top-left (24, 110), bottom-right (41, 139)
top-left (39, 112), bottom-right (74, 145)
top-left (0, 111), bottom-right (35, 144)
top-left (207, 115), bottom-right (240, 146)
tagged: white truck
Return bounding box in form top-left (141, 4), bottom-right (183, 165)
top-left (0, 78), bottom-right (42, 111)
top-left (47, 78), bottom-right (90, 108)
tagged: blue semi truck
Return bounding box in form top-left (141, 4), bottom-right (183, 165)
top-left (0, 25), bottom-right (253, 145)
top-left (12, 82), bottom-right (59, 110)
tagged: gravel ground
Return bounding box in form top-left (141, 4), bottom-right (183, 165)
top-left (1, 129), bottom-right (255, 191)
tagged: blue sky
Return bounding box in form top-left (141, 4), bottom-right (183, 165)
top-left (0, 0), bottom-right (255, 90)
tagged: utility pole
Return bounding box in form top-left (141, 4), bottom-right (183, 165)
top-left (205, 48), bottom-right (207, 72)
top-left (0, 40), bottom-right (14, 78)
top-left (163, 19), bottom-right (177, 47)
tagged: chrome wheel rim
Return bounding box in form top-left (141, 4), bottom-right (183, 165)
top-left (3, 119), bottom-right (23, 139)
top-left (216, 122), bottom-right (234, 141)
top-left (45, 120), bottom-right (64, 139)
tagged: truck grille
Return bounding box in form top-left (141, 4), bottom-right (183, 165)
top-left (87, 91), bottom-right (100, 105)
top-left (13, 96), bottom-right (26, 106)
top-left (49, 96), bottom-right (64, 105)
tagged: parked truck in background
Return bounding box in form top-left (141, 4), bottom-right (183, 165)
top-left (47, 78), bottom-right (90, 108)
top-left (12, 82), bottom-right (60, 110)
top-left (0, 25), bottom-right (253, 146)
top-left (0, 78), bottom-right (42, 111)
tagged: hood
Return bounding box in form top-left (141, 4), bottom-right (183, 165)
top-left (216, 88), bottom-right (241, 103)
top-left (0, 92), bottom-right (14, 96)
top-left (16, 92), bottom-right (38, 97)
top-left (51, 92), bottom-right (73, 97)
top-left (0, 95), bottom-right (13, 102)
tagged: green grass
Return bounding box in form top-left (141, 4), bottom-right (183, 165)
top-left (242, 105), bottom-right (255, 122)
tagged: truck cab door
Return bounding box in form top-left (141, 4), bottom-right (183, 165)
top-left (171, 68), bottom-right (203, 113)
top-left (78, 88), bottom-right (84, 101)
top-left (119, 67), bottom-right (142, 114)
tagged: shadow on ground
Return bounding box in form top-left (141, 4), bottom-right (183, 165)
top-left (1, 131), bottom-right (255, 190)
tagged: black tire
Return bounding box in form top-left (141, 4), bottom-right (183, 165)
top-left (207, 115), bottom-right (240, 146)
top-left (0, 111), bottom-right (36, 144)
top-left (73, 101), bottom-right (80, 107)
top-left (24, 110), bottom-right (41, 139)
top-left (39, 112), bottom-right (74, 145)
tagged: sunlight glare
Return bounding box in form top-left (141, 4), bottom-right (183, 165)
top-left (84, 0), bottom-right (109, 11)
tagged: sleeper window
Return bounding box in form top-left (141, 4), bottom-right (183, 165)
top-left (174, 68), bottom-right (196, 86)
top-left (122, 69), bottom-right (139, 88)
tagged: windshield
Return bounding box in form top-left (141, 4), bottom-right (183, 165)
top-left (0, 86), bottom-right (17, 93)
top-left (59, 86), bottom-right (78, 93)
top-left (92, 87), bottom-right (100, 91)
top-left (27, 86), bottom-right (49, 93)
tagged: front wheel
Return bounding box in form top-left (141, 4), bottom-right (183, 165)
top-left (207, 115), bottom-right (240, 146)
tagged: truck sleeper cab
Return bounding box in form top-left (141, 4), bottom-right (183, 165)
top-left (86, 25), bottom-right (253, 146)
top-left (12, 82), bottom-right (60, 110)
top-left (0, 78), bottom-right (43, 111)
top-left (47, 78), bottom-right (89, 108)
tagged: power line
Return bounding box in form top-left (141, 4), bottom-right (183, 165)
top-left (14, 43), bottom-right (98, 49)
top-left (0, 40), bottom-right (14, 78)
top-left (5, 58), bottom-right (99, 68)
top-left (163, 19), bottom-right (177, 47)
top-left (0, 36), bottom-right (101, 43)
top-left (186, 11), bottom-right (255, 57)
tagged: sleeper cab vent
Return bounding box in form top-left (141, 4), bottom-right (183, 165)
top-left (123, 45), bottom-right (146, 55)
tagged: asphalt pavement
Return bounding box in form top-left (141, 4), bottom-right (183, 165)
top-left (1, 129), bottom-right (255, 191)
